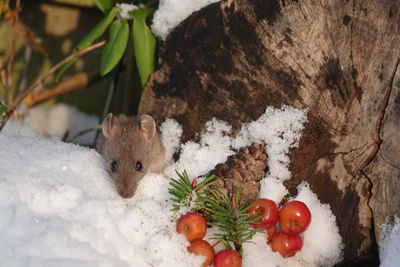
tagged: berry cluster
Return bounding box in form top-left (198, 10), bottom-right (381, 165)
top-left (170, 170), bottom-right (312, 266)
top-left (247, 199), bottom-right (311, 257)
top-left (176, 212), bottom-right (242, 267)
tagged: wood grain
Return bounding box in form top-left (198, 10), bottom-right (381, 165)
top-left (139, 0), bottom-right (400, 263)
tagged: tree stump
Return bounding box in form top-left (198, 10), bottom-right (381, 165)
top-left (139, 0), bottom-right (400, 264)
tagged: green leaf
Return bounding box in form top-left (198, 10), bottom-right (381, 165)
top-left (168, 191), bottom-right (185, 199)
top-left (173, 171), bottom-right (192, 191)
top-left (221, 240), bottom-right (233, 250)
top-left (235, 186), bottom-right (241, 207)
top-left (0, 1), bottom-right (9, 16)
top-left (93, 0), bottom-right (112, 13)
top-left (169, 185), bottom-right (186, 194)
top-left (196, 173), bottom-right (217, 190)
top-left (181, 170), bottom-right (192, 187)
top-left (56, 7), bottom-right (118, 81)
top-left (169, 184), bottom-right (189, 194)
top-left (169, 178), bottom-right (191, 193)
top-left (77, 7), bottom-right (118, 51)
top-left (206, 186), bottom-right (261, 252)
top-left (168, 170), bottom-right (218, 216)
top-left (175, 170), bottom-right (190, 185)
top-left (101, 20), bottom-right (130, 76)
top-left (130, 7), bottom-right (156, 88)
top-left (243, 199), bottom-right (259, 212)
top-left (0, 101), bottom-right (7, 113)
top-left (169, 197), bottom-right (180, 203)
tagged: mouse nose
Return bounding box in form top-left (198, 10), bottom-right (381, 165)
top-left (120, 186), bottom-right (134, 198)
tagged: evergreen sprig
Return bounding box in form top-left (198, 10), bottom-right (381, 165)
top-left (168, 170), bottom-right (262, 255)
top-left (168, 170), bottom-right (217, 213)
top-left (206, 188), bottom-right (262, 254)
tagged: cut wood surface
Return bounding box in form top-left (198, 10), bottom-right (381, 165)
top-left (139, 0), bottom-right (400, 263)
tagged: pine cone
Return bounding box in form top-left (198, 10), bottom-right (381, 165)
top-left (210, 143), bottom-right (268, 202)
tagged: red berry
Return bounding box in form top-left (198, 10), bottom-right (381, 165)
top-left (187, 239), bottom-right (215, 267)
top-left (279, 201), bottom-right (311, 235)
top-left (271, 232), bottom-right (303, 258)
top-left (214, 249), bottom-right (242, 267)
top-left (247, 198), bottom-right (279, 230)
top-left (176, 212), bottom-right (207, 243)
top-left (266, 225), bottom-right (276, 244)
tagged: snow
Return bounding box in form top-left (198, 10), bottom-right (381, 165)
top-left (0, 120), bottom-right (202, 267)
top-left (159, 118), bottom-right (183, 167)
top-left (164, 118), bottom-right (233, 179)
top-left (152, 0), bottom-right (220, 40)
top-left (116, 3), bottom-right (138, 20)
top-left (234, 105), bottom-right (308, 182)
top-left (20, 103), bottom-right (99, 145)
top-left (0, 105), bottom-right (345, 266)
top-left (379, 216), bottom-right (400, 267)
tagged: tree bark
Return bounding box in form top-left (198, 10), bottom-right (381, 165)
top-left (139, 0), bottom-right (400, 263)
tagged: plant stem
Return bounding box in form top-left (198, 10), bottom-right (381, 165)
top-left (23, 72), bottom-right (100, 108)
top-left (0, 58), bottom-right (6, 90)
top-left (100, 59), bottom-right (121, 121)
top-left (145, 0), bottom-right (159, 8)
top-left (0, 40), bottom-right (106, 132)
top-left (212, 241), bottom-right (220, 248)
top-left (6, 0), bottom-right (20, 105)
top-left (231, 195), bottom-right (241, 251)
top-left (17, 40), bottom-right (33, 95)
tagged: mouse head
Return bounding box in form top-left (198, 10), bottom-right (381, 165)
top-left (101, 113), bottom-right (156, 198)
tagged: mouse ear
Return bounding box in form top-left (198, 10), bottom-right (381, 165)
top-left (139, 114), bottom-right (156, 142)
top-left (102, 113), bottom-right (118, 139)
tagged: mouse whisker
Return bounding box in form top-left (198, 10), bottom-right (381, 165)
top-left (103, 176), bottom-right (116, 186)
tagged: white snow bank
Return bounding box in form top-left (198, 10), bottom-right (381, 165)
top-left (20, 103), bottom-right (99, 145)
top-left (379, 216), bottom-right (400, 267)
top-left (164, 105), bottom-right (308, 185)
top-left (0, 105), bottom-right (344, 267)
top-left (152, 0), bottom-right (220, 40)
top-left (0, 121), bottom-right (202, 267)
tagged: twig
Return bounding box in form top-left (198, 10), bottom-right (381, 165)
top-left (23, 72), bottom-right (100, 107)
top-left (0, 40), bottom-right (106, 132)
top-left (68, 124), bottom-right (101, 143)
top-left (16, 40), bottom-right (106, 107)
top-left (146, 0), bottom-right (160, 7)
top-left (101, 59), bottom-right (121, 121)
top-left (6, 0), bottom-right (20, 106)
top-left (0, 58), bottom-right (6, 90)
top-left (18, 40), bottom-right (33, 94)
top-left (7, 20), bottom-right (17, 96)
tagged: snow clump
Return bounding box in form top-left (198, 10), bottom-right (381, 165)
top-left (379, 216), bottom-right (400, 267)
top-left (152, 0), bottom-right (220, 40)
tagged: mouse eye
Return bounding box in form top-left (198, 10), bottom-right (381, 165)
top-left (136, 161), bottom-right (143, 171)
top-left (111, 161), bottom-right (118, 172)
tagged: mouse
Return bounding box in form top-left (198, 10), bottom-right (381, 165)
top-left (96, 113), bottom-right (165, 198)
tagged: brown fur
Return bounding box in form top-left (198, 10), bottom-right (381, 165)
top-left (96, 114), bottom-right (165, 198)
